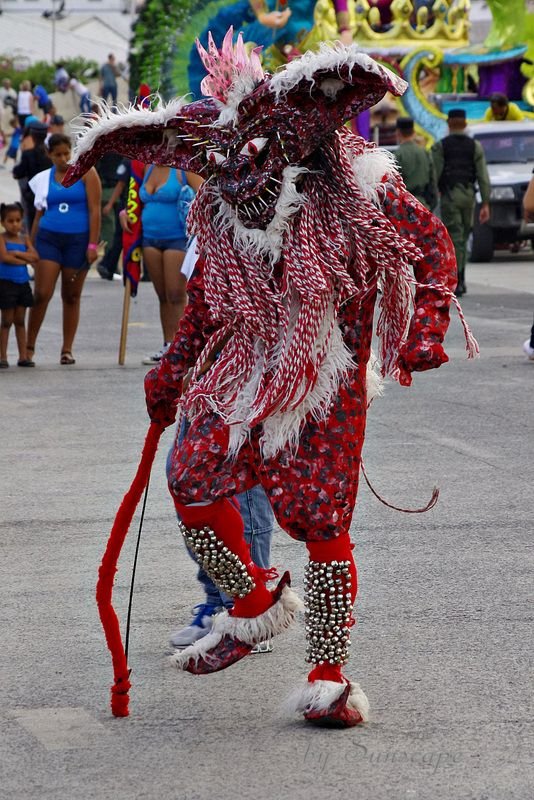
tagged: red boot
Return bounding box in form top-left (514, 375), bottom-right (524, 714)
top-left (296, 680), bottom-right (369, 728)
top-left (170, 571), bottom-right (302, 674)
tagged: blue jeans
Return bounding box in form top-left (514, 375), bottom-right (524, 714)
top-left (79, 92), bottom-right (91, 113)
top-left (166, 421), bottom-right (274, 608)
top-left (102, 84), bottom-right (117, 105)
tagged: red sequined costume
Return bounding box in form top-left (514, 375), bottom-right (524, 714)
top-left (66, 33), bottom-right (477, 727)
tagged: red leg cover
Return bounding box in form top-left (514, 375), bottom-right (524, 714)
top-left (174, 497), bottom-right (272, 617)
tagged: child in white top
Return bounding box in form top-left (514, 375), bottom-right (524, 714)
top-left (69, 77), bottom-right (91, 114)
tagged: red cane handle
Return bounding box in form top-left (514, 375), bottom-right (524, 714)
top-left (96, 422), bottom-right (163, 717)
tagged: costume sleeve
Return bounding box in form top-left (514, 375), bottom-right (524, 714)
top-left (474, 141), bottom-right (491, 204)
top-left (144, 257), bottom-right (215, 425)
top-left (382, 178), bottom-right (458, 384)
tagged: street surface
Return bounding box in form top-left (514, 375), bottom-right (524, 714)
top-left (0, 248), bottom-right (533, 800)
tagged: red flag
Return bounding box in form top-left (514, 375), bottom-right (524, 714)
top-left (122, 159), bottom-right (144, 297)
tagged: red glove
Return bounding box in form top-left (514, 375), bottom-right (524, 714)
top-left (144, 367), bottom-right (178, 428)
top-left (396, 336), bottom-right (449, 387)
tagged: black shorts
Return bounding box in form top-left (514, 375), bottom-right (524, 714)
top-left (0, 279), bottom-right (34, 310)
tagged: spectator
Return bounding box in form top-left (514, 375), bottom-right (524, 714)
top-left (522, 173), bottom-right (534, 361)
top-left (96, 152), bottom-right (124, 263)
top-left (0, 78), bottom-right (17, 112)
top-left (16, 80), bottom-right (35, 128)
top-left (54, 63), bottom-right (70, 93)
top-left (123, 165), bottom-right (201, 364)
top-left (431, 109), bottom-right (491, 297)
top-left (97, 157), bottom-right (129, 280)
top-left (100, 53), bottom-right (120, 106)
top-left (33, 84), bottom-right (52, 115)
top-left (27, 134), bottom-right (101, 365)
top-left (167, 240), bottom-right (275, 651)
top-left (12, 122), bottom-right (52, 232)
top-left (45, 114), bottom-right (65, 146)
top-left (0, 201), bottom-right (38, 368)
top-left (394, 117), bottom-right (438, 210)
top-left (3, 119), bottom-right (22, 166)
top-left (483, 92), bottom-right (525, 122)
top-left (69, 76), bottom-right (91, 114)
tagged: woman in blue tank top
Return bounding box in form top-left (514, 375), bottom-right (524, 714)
top-left (27, 134), bottom-right (101, 365)
top-left (137, 165), bottom-right (202, 365)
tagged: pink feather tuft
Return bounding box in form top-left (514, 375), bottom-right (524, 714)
top-left (196, 26), bottom-right (265, 102)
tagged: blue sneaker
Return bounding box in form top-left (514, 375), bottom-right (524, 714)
top-left (169, 603), bottom-right (221, 649)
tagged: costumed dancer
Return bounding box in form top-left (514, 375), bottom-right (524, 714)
top-left (65, 33), bottom-right (478, 728)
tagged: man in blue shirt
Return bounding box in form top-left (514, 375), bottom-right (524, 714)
top-left (33, 85), bottom-right (52, 114)
top-left (100, 54), bottom-right (119, 106)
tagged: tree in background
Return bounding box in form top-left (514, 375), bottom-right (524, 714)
top-left (129, 0), bottom-right (193, 98)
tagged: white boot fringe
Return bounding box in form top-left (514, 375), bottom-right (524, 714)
top-left (169, 584), bottom-right (303, 670)
top-left (285, 679), bottom-right (370, 722)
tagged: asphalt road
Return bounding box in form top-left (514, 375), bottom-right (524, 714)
top-left (0, 255), bottom-right (533, 800)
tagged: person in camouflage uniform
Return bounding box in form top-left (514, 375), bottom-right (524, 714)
top-left (395, 117), bottom-right (437, 211)
top-left (431, 109), bottom-right (491, 297)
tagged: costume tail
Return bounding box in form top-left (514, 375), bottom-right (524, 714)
top-left (95, 422), bottom-right (163, 717)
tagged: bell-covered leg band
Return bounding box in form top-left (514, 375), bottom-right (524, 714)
top-left (174, 497), bottom-right (272, 616)
top-left (287, 533), bottom-right (369, 726)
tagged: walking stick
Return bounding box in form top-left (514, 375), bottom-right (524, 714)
top-left (96, 422), bottom-right (163, 717)
top-left (118, 277), bottom-right (132, 365)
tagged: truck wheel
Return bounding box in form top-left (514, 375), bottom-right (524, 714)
top-left (469, 223), bottom-right (494, 263)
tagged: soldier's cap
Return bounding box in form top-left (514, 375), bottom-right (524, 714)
top-left (396, 116), bottom-right (414, 132)
top-left (447, 108), bottom-right (466, 120)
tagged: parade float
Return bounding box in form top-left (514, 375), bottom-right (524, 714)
top-left (304, 0), bottom-right (534, 143)
top-left (129, 1), bottom-right (534, 143)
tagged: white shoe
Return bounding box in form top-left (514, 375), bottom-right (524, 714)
top-left (169, 603), bottom-right (221, 649)
top-left (250, 640), bottom-right (273, 654)
top-left (142, 342), bottom-right (170, 365)
top-left (523, 339), bottom-right (534, 360)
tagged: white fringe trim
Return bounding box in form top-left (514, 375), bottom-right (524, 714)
top-left (285, 679), bottom-right (370, 722)
top-left (169, 584), bottom-right (303, 670)
top-left (70, 97), bottom-right (188, 164)
top-left (366, 350), bottom-right (384, 405)
top-left (259, 308), bottom-right (354, 459)
top-left (269, 43), bottom-right (407, 100)
top-left (352, 147), bottom-right (399, 206)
